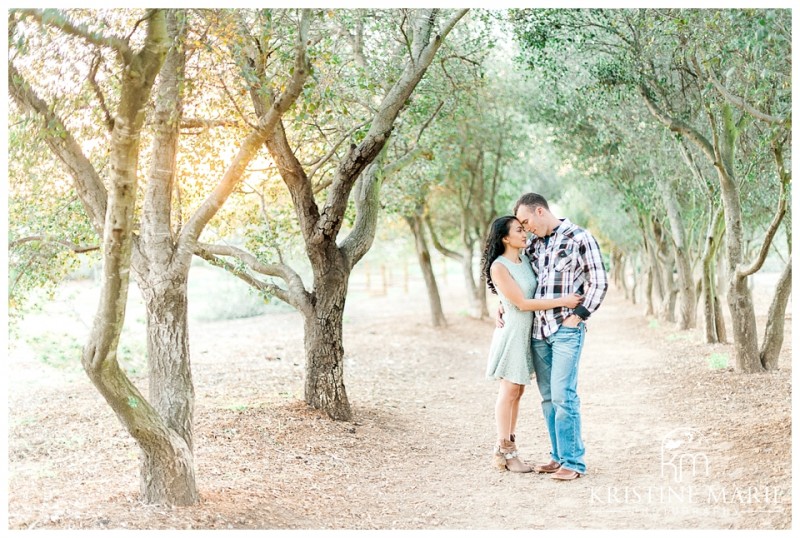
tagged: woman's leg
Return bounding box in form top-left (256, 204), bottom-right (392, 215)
top-left (494, 381), bottom-right (532, 472)
top-left (510, 384), bottom-right (525, 440)
top-left (495, 380), bottom-right (518, 442)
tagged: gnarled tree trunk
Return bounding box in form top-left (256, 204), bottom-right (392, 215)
top-left (304, 249), bottom-right (352, 420)
top-left (138, 279), bottom-right (195, 448)
top-left (760, 260), bottom-right (792, 370)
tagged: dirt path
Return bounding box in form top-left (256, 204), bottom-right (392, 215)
top-left (5, 281), bottom-right (791, 529)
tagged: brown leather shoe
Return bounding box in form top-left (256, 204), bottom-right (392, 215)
top-left (496, 439), bottom-right (533, 473)
top-left (533, 460), bottom-right (561, 473)
top-left (551, 467), bottom-right (582, 481)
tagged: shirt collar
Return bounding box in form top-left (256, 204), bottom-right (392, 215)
top-left (530, 218), bottom-right (572, 244)
top-left (553, 218), bottom-right (572, 236)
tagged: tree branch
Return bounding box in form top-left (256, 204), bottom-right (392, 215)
top-left (737, 141), bottom-right (791, 277)
top-left (179, 10), bottom-right (312, 248)
top-left (704, 60), bottom-right (789, 125)
top-left (219, 75), bottom-right (258, 129)
top-left (9, 235), bottom-right (100, 253)
top-left (13, 8), bottom-right (132, 62)
top-left (311, 164), bottom-right (336, 195)
top-left (319, 9), bottom-right (468, 243)
top-left (384, 145), bottom-right (432, 177)
top-left (242, 181), bottom-right (285, 263)
top-left (438, 9), bottom-right (469, 42)
top-left (425, 215), bottom-right (462, 261)
top-left (8, 62), bottom-right (108, 233)
top-left (415, 100), bottom-right (444, 145)
top-left (194, 248), bottom-right (293, 308)
top-left (180, 118), bottom-right (241, 130)
top-left (88, 53), bottom-right (114, 132)
top-left (339, 157), bottom-right (385, 269)
top-left (638, 82), bottom-right (717, 165)
top-left (194, 242), bottom-right (311, 314)
top-left (307, 120), bottom-right (370, 183)
top-left (140, 9), bottom-right (185, 270)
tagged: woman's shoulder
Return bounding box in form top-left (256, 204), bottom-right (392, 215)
top-left (490, 257), bottom-right (511, 272)
top-left (492, 255), bottom-right (522, 269)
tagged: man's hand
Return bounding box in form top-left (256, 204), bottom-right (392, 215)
top-left (562, 314), bottom-right (582, 328)
top-left (495, 304), bottom-right (505, 328)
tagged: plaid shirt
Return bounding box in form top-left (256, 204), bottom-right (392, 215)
top-left (525, 218), bottom-right (608, 339)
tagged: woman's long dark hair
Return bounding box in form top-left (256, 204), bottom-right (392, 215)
top-left (481, 216), bottom-right (518, 295)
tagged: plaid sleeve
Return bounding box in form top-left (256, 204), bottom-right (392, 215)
top-left (574, 231), bottom-right (608, 317)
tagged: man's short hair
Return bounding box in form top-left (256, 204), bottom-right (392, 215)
top-left (514, 193), bottom-right (550, 214)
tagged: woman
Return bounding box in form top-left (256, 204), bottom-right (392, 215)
top-left (481, 216), bottom-right (582, 472)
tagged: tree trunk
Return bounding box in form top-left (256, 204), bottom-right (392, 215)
top-left (715, 106), bottom-right (762, 372)
top-left (727, 274), bottom-right (761, 371)
top-left (713, 296), bottom-right (727, 343)
top-left (70, 10), bottom-right (197, 506)
top-left (138, 429), bottom-right (197, 505)
top-left (644, 227), bottom-right (665, 304)
top-left (460, 244), bottom-right (486, 319)
top-left (660, 281), bottom-right (678, 323)
top-left (645, 265), bottom-right (654, 316)
top-left (304, 253), bottom-right (352, 421)
top-left (760, 260), bottom-right (792, 370)
top-left (657, 245), bottom-right (677, 323)
top-left (629, 254), bottom-right (638, 306)
top-left (701, 207), bottom-right (725, 343)
top-left (139, 278), bottom-right (195, 446)
top-left (655, 170), bottom-right (696, 329)
top-left (702, 260), bottom-right (720, 343)
top-left (406, 215), bottom-right (446, 327)
top-left (612, 249), bottom-right (630, 300)
top-left (476, 272), bottom-right (489, 318)
top-left (133, 11), bottom-right (198, 504)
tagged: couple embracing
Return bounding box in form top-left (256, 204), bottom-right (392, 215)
top-left (481, 193), bottom-right (608, 481)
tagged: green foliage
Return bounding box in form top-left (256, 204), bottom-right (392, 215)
top-left (25, 332), bottom-right (84, 371)
top-left (509, 8), bottom-right (790, 272)
top-left (24, 328), bottom-right (147, 376)
top-left (707, 352), bottom-right (730, 370)
top-left (7, 115), bottom-right (99, 320)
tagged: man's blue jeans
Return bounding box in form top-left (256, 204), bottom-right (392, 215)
top-left (532, 323), bottom-right (587, 474)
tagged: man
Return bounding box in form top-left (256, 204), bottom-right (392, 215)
top-left (507, 192), bottom-right (608, 480)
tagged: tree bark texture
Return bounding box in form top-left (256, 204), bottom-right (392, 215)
top-left (303, 248), bottom-right (353, 421)
top-left (760, 260), bottom-right (792, 370)
top-left (67, 9), bottom-right (199, 505)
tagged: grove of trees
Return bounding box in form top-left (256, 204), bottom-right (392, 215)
top-left (7, 7), bottom-right (790, 507)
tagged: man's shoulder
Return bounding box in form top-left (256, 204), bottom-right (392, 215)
top-left (559, 219), bottom-right (586, 239)
top-left (561, 220), bottom-right (600, 247)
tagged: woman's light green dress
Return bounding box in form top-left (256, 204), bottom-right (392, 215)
top-left (486, 254), bottom-right (538, 385)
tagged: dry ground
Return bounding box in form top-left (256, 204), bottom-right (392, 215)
top-left (5, 274), bottom-right (792, 530)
